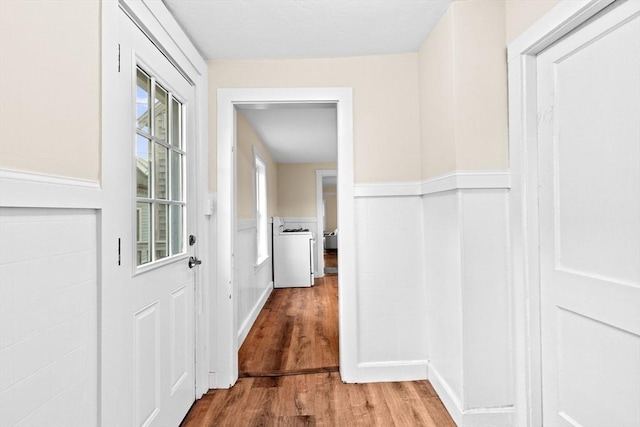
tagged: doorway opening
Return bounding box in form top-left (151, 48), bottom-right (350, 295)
top-left (214, 88), bottom-right (355, 388)
top-left (233, 103), bottom-right (339, 377)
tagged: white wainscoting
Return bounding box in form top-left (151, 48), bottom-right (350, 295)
top-left (353, 171), bottom-right (512, 423)
top-left (235, 220), bottom-right (273, 347)
top-left (0, 207), bottom-right (99, 427)
top-left (353, 196), bottom-right (428, 382)
top-left (423, 187), bottom-right (512, 426)
top-left (0, 170), bottom-right (100, 426)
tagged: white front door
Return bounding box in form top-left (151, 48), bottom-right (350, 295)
top-left (102, 9), bottom-right (198, 426)
top-left (537, 1), bottom-right (640, 425)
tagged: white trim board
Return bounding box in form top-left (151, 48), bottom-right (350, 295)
top-left (0, 169), bottom-right (102, 209)
top-left (236, 283), bottom-right (273, 347)
top-left (354, 360), bottom-right (428, 384)
top-left (353, 170), bottom-right (511, 198)
top-left (237, 219), bottom-right (256, 231)
top-left (428, 363), bottom-right (515, 427)
top-left (507, 1), bottom-right (616, 425)
top-left (216, 87), bottom-right (355, 388)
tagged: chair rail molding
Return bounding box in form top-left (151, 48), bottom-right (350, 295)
top-left (353, 170), bottom-right (511, 198)
top-left (0, 168), bottom-right (102, 209)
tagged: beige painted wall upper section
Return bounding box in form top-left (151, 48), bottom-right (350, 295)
top-left (277, 163), bottom-right (336, 218)
top-left (0, 0), bottom-right (100, 181)
top-left (418, 0), bottom-right (558, 180)
top-left (419, 7), bottom-right (456, 178)
top-left (505, 0), bottom-right (559, 43)
top-left (453, 0), bottom-right (508, 172)
top-left (324, 191), bottom-right (338, 232)
top-left (208, 53), bottom-right (420, 189)
top-left (236, 111), bottom-right (279, 220)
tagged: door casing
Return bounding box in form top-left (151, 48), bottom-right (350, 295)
top-left (214, 88), bottom-right (355, 388)
top-left (507, 0), bottom-right (618, 425)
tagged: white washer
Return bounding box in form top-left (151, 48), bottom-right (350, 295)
top-left (272, 217), bottom-right (315, 288)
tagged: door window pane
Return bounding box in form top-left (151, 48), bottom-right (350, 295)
top-left (136, 70), bottom-right (150, 133)
top-left (155, 204), bottom-right (168, 260)
top-left (135, 66), bottom-right (186, 266)
top-left (170, 204), bottom-right (183, 256)
top-left (155, 85), bottom-right (168, 141)
top-left (171, 97), bottom-right (181, 148)
top-left (155, 144), bottom-right (168, 199)
top-left (137, 202), bottom-right (151, 266)
top-left (171, 151), bottom-right (182, 201)
top-left (136, 135), bottom-right (151, 197)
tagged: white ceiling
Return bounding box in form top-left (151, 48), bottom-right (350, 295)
top-left (237, 103), bottom-right (337, 163)
top-left (163, 0), bottom-right (453, 60)
top-left (165, 0), bottom-right (453, 163)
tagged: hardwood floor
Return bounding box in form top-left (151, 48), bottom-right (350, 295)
top-left (238, 275), bottom-right (339, 376)
top-left (182, 252), bottom-right (456, 426)
top-left (324, 250), bottom-right (337, 275)
top-left (181, 372), bottom-right (456, 427)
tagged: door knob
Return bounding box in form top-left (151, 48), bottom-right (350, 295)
top-left (188, 256), bottom-right (202, 268)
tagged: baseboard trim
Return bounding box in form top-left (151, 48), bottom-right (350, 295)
top-left (237, 283), bottom-right (273, 347)
top-left (353, 171), bottom-right (511, 198)
top-left (0, 169), bottom-right (102, 209)
top-left (344, 360), bottom-right (428, 383)
top-left (428, 362), bottom-right (514, 427)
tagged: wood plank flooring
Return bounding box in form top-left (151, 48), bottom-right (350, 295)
top-left (324, 250), bottom-right (338, 275)
top-left (238, 275), bottom-right (339, 376)
top-left (181, 372), bottom-right (456, 427)
top-left (182, 252), bottom-right (456, 426)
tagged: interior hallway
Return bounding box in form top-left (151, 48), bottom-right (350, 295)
top-left (181, 253), bottom-right (456, 426)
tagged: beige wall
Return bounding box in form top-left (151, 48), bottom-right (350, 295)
top-left (208, 54), bottom-right (420, 189)
top-left (277, 162), bottom-right (336, 218)
top-left (505, 0), bottom-right (559, 43)
top-left (324, 190), bottom-right (338, 232)
top-left (236, 111), bottom-right (279, 220)
top-left (418, 0), bottom-right (558, 180)
top-left (0, 0), bottom-right (101, 181)
top-left (453, 1), bottom-right (508, 172)
top-left (419, 8), bottom-right (457, 178)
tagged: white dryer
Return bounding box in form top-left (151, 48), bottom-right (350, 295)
top-left (272, 217), bottom-right (315, 288)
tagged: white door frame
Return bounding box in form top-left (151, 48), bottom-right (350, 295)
top-left (315, 169), bottom-right (337, 278)
top-left (101, 0), bottom-right (210, 406)
top-left (507, 1), bottom-right (617, 425)
top-left (214, 88), bottom-right (355, 388)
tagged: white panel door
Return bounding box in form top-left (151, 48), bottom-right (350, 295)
top-left (537, 1), bottom-right (640, 425)
top-left (102, 9), bottom-right (197, 427)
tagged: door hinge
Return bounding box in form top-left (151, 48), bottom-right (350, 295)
top-left (117, 44), bottom-right (121, 73)
top-left (118, 238), bottom-right (121, 266)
